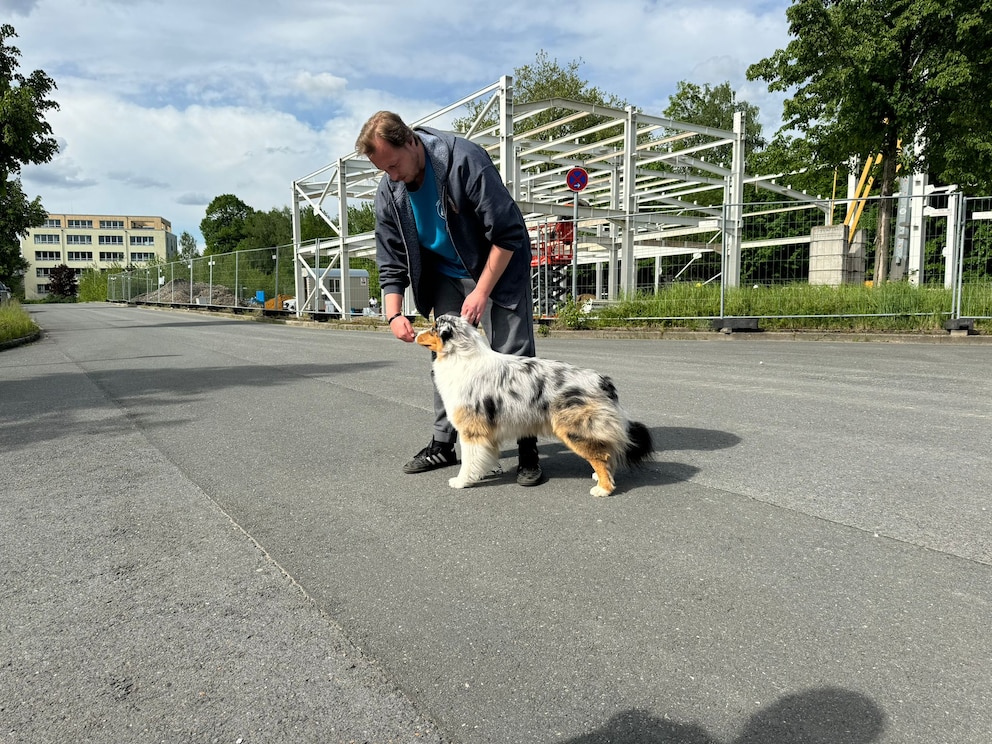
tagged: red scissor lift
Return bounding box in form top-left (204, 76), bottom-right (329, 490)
top-left (530, 217), bottom-right (574, 317)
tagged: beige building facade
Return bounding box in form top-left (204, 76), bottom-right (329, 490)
top-left (20, 213), bottom-right (178, 299)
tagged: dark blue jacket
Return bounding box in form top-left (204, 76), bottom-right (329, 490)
top-left (374, 126), bottom-right (532, 318)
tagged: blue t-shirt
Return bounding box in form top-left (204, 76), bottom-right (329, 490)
top-left (408, 155), bottom-right (470, 278)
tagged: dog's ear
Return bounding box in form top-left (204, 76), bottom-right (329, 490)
top-left (435, 314), bottom-right (459, 342)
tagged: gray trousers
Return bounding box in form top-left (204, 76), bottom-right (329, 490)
top-left (430, 275), bottom-right (536, 445)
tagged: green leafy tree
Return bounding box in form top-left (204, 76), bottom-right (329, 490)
top-left (47, 263), bottom-right (76, 299)
top-left (1, 24), bottom-right (59, 294)
top-left (747, 0), bottom-right (992, 282)
top-left (453, 51), bottom-right (628, 148)
top-left (199, 194), bottom-right (255, 255)
top-left (748, 133), bottom-right (841, 205)
top-left (663, 81), bottom-right (765, 165)
top-left (178, 230), bottom-right (198, 260)
top-left (77, 265), bottom-right (112, 301)
top-left (300, 207), bottom-right (333, 242)
top-left (345, 202), bottom-right (375, 234)
top-left (660, 80), bottom-right (766, 208)
top-left (238, 207), bottom-right (292, 252)
top-left (298, 202), bottom-right (376, 242)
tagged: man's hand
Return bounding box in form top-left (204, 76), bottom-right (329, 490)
top-left (389, 314), bottom-right (415, 342)
top-left (461, 288), bottom-right (489, 326)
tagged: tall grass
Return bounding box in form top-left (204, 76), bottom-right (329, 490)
top-left (0, 300), bottom-right (40, 343)
top-left (568, 283), bottom-right (990, 332)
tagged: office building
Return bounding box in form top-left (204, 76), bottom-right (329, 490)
top-left (20, 213), bottom-right (178, 299)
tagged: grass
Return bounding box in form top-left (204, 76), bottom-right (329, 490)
top-left (0, 300), bottom-right (40, 344)
top-left (563, 283), bottom-right (992, 333)
top-left (5, 284), bottom-right (989, 341)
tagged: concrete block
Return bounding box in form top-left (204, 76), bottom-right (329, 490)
top-left (712, 317), bottom-right (761, 332)
top-left (944, 318), bottom-right (975, 333)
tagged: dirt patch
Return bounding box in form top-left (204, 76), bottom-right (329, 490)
top-left (131, 279), bottom-right (247, 308)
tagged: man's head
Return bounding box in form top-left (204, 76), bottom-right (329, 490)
top-left (356, 111), bottom-right (424, 186)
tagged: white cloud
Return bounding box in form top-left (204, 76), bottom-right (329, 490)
top-left (11, 0), bottom-right (793, 246)
top-left (291, 71), bottom-right (349, 101)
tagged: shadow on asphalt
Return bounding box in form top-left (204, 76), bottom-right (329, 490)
top-left (460, 425), bottom-right (741, 495)
top-left (557, 686), bottom-right (885, 744)
top-left (0, 361), bottom-right (395, 452)
top-left (652, 426), bottom-right (742, 453)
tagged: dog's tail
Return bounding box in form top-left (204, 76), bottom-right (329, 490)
top-left (624, 421), bottom-right (654, 465)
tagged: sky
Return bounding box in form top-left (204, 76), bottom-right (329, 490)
top-left (5, 0), bottom-right (794, 248)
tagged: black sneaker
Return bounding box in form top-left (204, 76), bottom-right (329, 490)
top-left (403, 440), bottom-right (458, 474)
top-left (516, 462), bottom-right (545, 487)
top-left (516, 437), bottom-right (544, 486)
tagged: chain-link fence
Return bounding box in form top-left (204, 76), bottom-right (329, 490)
top-left (960, 196), bottom-right (992, 320)
top-left (110, 194), bottom-right (992, 325)
top-left (108, 245), bottom-right (298, 311)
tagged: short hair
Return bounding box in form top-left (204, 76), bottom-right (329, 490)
top-left (355, 111), bottom-right (415, 155)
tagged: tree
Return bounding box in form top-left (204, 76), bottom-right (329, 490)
top-left (1, 24), bottom-right (59, 293)
top-left (453, 51), bottom-right (628, 148)
top-left (77, 265), bottom-right (112, 301)
top-left (747, 0), bottom-right (992, 282)
top-left (47, 263), bottom-right (76, 299)
top-left (345, 202), bottom-right (376, 234)
top-left (238, 207), bottom-right (292, 252)
top-left (747, 133), bottom-right (840, 204)
top-left (0, 178), bottom-right (45, 293)
top-left (199, 194), bottom-right (255, 255)
top-left (178, 231), bottom-right (198, 260)
top-left (660, 80), bottom-right (766, 207)
top-left (663, 81), bottom-right (765, 163)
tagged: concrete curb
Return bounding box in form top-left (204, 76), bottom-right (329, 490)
top-left (0, 330), bottom-right (41, 352)
top-left (126, 303), bottom-right (992, 344)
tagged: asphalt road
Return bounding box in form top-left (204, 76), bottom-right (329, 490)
top-left (2, 303), bottom-right (989, 744)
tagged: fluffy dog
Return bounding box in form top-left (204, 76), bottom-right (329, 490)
top-left (415, 314), bottom-right (653, 496)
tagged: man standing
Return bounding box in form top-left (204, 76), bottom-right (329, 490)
top-left (356, 110), bottom-right (543, 486)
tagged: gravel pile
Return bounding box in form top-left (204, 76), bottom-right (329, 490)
top-left (131, 279), bottom-right (245, 307)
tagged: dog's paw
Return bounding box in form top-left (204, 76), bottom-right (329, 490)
top-left (590, 484), bottom-right (612, 498)
top-left (449, 476), bottom-right (472, 489)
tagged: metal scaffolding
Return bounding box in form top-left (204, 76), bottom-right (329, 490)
top-left (291, 75), bottom-right (825, 316)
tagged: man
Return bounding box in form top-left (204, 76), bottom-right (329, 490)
top-left (355, 110), bottom-right (543, 486)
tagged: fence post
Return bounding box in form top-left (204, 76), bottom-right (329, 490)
top-left (946, 191), bottom-right (963, 318)
top-left (953, 191), bottom-right (966, 320)
top-left (720, 203), bottom-right (727, 320)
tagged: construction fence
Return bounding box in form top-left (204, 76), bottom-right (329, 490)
top-left (109, 194), bottom-right (992, 324)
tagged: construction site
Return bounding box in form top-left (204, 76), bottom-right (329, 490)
top-left (287, 75), bottom-right (960, 320)
top-left (112, 75), bottom-right (986, 325)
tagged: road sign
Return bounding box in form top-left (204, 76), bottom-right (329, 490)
top-left (566, 166), bottom-right (589, 192)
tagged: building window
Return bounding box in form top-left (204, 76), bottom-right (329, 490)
top-left (67, 219), bottom-right (93, 228)
top-left (34, 251), bottom-right (62, 261)
top-left (37, 284), bottom-right (50, 294)
top-left (34, 234), bottom-right (60, 244)
top-left (99, 235), bottom-right (123, 245)
top-left (129, 252), bottom-right (156, 262)
top-left (42, 218), bottom-right (62, 228)
top-left (99, 251), bottom-right (125, 262)
top-left (67, 251), bottom-right (94, 261)
top-left (35, 267), bottom-right (53, 277)
top-left (99, 219), bottom-right (125, 229)
top-left (129, 235), bottom-right (156, 246)
top-left (66, 234), bottom-right (92, 245)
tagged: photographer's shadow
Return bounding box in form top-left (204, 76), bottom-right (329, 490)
top-left (559, 686), bottom-right (885, 744)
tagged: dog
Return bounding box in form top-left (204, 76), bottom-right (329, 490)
top-left (415, 314), bottom-right (653, 496)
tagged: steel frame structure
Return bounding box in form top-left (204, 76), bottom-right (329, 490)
top-left (291, 75), bottom-right (826, 316)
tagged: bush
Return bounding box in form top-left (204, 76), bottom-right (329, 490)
top-left (0, 300), bottom-right (40, 344)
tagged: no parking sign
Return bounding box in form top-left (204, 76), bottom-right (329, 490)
top-left (566, 166), bottom-right (588, 192)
